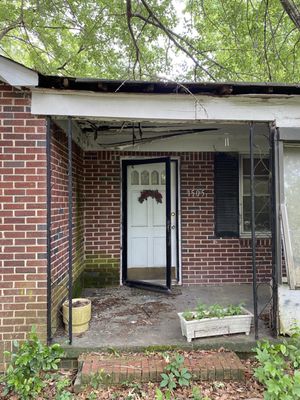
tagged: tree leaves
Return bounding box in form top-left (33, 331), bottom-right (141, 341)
top-left (0, 0), bottom-right (299, 82)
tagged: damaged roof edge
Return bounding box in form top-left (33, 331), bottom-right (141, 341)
top-left (1, 54), bottom-right (300, 96)
top-left (37, 74), bottom-right (300, 96)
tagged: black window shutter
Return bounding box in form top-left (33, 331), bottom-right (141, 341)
top-left (214, 152), bottom-right (239, 238)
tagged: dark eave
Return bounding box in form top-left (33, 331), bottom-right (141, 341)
top-left (38, 73), bottom-right (300, 96)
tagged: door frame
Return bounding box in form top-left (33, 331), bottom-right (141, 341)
top-left (120, 156), bottom-right (181, 288)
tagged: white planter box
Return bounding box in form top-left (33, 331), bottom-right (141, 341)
top-left (178, 307), bottom-right (253, 342)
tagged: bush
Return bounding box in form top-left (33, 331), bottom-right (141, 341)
top-left (254, 328), bottom-right (300, 399)
top-left (1, 326), bottom-right (64, 399)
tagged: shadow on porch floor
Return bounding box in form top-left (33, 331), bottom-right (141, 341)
top-left (54, 284), bottom-right (274, 352)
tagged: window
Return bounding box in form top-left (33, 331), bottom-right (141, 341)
top-left (240, 156), bottom-right (270, 234)
top-left (214, 152), bottom-right (271, 238)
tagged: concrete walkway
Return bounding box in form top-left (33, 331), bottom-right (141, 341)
top-left (55, 284), bottom-right (274, 354)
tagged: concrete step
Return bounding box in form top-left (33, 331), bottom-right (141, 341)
top-left (74, 351), bottom-right (245, 392)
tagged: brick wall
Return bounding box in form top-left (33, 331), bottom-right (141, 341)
top-left (84, 151), bottom-right (120, 286)
top-left (0, 83), bottom-right (47, 371)
top-left (180, 152), bottom-right (271, 284)
top-left (83, 151), bottom-right (272, 286)
top-left (50, 125), bottom-right (84, 332)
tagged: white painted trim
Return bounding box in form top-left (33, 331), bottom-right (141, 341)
top-left (119, 156), bottom-right (182, 286)
top-left (31, 88), bottom-right (300, 128)
top-left (0, 56), bottom-right (38, 87)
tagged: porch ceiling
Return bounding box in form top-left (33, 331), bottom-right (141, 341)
top-left (54, 119), bottom-right (270, 153)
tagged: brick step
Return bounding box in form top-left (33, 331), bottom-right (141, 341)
top-left (75, 351), bottom-right (245, 391)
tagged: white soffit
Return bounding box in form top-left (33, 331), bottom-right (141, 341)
top-left (31, 89), bottom-right (300, 128)
top-left (0, 56), bottom-right (38, 87)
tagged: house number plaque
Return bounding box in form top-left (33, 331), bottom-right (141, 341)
top-left (187, 188), bottom-right (205, 197)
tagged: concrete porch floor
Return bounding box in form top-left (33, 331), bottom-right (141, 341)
top-left (54, 284), bottom-right (271, 352)
top-left (55, 284), bottom-right (274, 353)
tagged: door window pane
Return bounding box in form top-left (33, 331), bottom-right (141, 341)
top-left (131, 170), bottom-right (139, 185)
top-left (151, 170), bottom-right (159, 185)
top-left (141, 170), bottom-right (149, 185)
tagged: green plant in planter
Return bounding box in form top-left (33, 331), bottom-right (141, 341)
top-left (183, 302), bottom-right (244, 321)
top-left (254, 327), bottom-right (300, 399)
top-left (1, 326), bottom-right (64, 399)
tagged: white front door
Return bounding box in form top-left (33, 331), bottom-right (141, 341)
top-left (124, 158), bottom-right (178, 288)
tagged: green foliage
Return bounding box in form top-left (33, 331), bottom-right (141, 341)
top-left (0, 1), bottom-right (299, 82)
top-left (0, 0), bottom-right (177, 79)
top-left (160, 353), bottom-right (192, 392)
top-left (108, 347), bottom-right (120, 357)
top-left (155, 387), bottom-right (172, 400)
top-left (191, 385), bottom-right (211, 400)
top-left (185, 0), bottom-right (300, 82)
top-left (55, 390), bottom-right (73, 400)
top-left (90, 369), bottom-right (111, 389)
top-left (183, 303), bottom-right (244, 321)
top-left (87, 392), bottom-right (98, 400)
top-left (254, 327), bottom-right (300, 399)
top-left (120, 381), bottom-right (147, 399)
top-left (1, 326), bottom-right (64, 399)
top-left (55, 377), bottom-right (73, 400)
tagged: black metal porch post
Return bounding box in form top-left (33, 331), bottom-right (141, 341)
top-left (270, 122), bottom-right (280, 336)
top-left (67, 117), bottom-right (73, 345)
top-left (46, 116), bottom-right (52, 345)
top-left (250, 122), bottom-right (259, 340)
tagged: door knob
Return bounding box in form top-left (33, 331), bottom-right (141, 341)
top-left (171, 225), bottom-right (176, 229)
top-left (171, 212), bottom-right (176, 216)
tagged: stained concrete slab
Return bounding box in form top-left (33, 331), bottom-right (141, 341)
top-left (55, 284), bottom-right (273, 352)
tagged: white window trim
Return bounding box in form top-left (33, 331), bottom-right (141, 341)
top-left (239, 154), bottom-right (271, 238)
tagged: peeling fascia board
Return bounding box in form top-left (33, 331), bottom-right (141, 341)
top-left (31, 88), bottom-right (300, 128)
top-left (0, 56), bottom-right (38, 87)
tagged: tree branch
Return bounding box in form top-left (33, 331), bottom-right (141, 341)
top-left (280, 0), bottom-right (300, 30)
top-left (126, 0), bottom-right (142, 78)
top-left (134, 0), bottom-right (217, 80)
top-left (0, 20), bottom-right (22, 42)
top-left (263, 0), bottom-right (272, 80)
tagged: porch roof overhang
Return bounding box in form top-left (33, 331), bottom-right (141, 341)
top-left (36, 66), bottom-right (300, 128)
top-left (31, 87), bottom-right (300, 128)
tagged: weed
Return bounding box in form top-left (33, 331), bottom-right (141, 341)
top-left (1, 326), bottom-right (64, 399)
top-left (160, 353), bottom-right (192, 391)
top-left (87, 392), bottom-right (98, 400)
top-left (191, 386), bottom-right (211, 400)
top-left (254, 326), bottom-right (300, 399)
top-left (90, 369), bottom-right (110, 389)
top-left (155, 387), bottom-right (172, 400)
top-left (108, 347), bottom-right (120, 357)
top-left (55, 377), bottom-right (73, 400)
